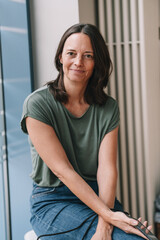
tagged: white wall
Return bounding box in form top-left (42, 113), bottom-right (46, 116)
top-left (29, 0), bottom-right (79, 89)
top-left (78, 0), bottom-right (96, 25)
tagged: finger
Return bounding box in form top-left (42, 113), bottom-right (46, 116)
top-left (145, 225), bottom-right (152, 234)
top-left (124, 215), bottom-right (138, 226)
top-left (142, 221), bottom-right (147, 229)
top-left (132, 227), bottom-right (148, 239)
top-left (126, 225), bottom-right (148, 239)
top-left (138, 217), bottom-right (142, 222)
top-left (143, 221), bottom-right (147, 226)
top-left (130, 218), bottom-right (138, 226)
top-left (147, 225), bottom-right (152, 231)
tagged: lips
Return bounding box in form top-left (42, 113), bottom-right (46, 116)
top-left (70, 69), bottom-right (85, 73)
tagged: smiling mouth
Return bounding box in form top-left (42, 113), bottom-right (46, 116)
top-left (70, 69), bottom-right (85, 73)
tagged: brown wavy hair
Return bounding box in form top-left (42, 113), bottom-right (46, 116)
top-left (47, 23), bottom-right (113, 105)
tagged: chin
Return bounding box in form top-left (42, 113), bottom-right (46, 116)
top-left (68, 75), bottom-right (88, 83)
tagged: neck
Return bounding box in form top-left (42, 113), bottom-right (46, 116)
top-left (64, 81), bottom-right (88, 105)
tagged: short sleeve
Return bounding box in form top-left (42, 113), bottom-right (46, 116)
top-left (107, 100), bottom-right (120, 134)
top-left (20, 90), bottom-right (52, 134)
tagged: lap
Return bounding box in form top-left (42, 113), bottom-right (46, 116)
top-left (30, 181), bottom-right (144, 240)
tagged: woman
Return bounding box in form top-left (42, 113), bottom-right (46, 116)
top-left (21, 23), bottom-right (151, 239)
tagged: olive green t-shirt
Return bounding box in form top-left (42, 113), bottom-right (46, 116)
top-left (21, 86), bottom-right (120, 187)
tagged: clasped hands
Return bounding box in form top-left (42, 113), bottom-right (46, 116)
top-left (91, 211), bottom-right (152, 240)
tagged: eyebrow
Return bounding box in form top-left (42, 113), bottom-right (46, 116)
top-left (66, 49), bottom-right (94, 53)
top-left (85, 51), bottom-right (94, 54)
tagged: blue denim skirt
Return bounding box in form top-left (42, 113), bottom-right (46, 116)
top-left (30, 181), bottom-right (144, 240)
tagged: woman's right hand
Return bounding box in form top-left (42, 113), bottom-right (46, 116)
top-left (110, 211), bottom-right (152, 239)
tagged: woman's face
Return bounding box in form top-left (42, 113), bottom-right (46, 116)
top-left (59, 33), bottom-right (95, 86)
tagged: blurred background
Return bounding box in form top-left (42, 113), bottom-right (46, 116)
top-left (0, 0), bottom-right (160, 239)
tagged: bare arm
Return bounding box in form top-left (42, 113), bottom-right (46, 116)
top-left (92, 127), bottom-right (152, 239)
top-left (26, 117), bottom-right (112, 219)
top-left (91, 127), bottom-right (118, 239)
top-left (26, 117), bottom-right (149, 238)
top-left (97, 126), bottom-right (119, 209)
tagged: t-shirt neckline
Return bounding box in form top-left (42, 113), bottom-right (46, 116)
top-left (61, 103), bottom-right (92, 119)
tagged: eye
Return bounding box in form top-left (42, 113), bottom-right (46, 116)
top-left (84, 54), bottom-right (94, 60)
top-left (67, 51), bottom-right (76, 57)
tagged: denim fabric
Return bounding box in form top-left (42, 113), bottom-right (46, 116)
top-left (30, 181), bottom-right (144, 240)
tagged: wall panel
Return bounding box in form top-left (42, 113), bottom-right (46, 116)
top-left (97, 0), bottom-right (160, 226)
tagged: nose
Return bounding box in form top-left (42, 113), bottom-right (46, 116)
top-left (74, 55), bottom-right (83, 66)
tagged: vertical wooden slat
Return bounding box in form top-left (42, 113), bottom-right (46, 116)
top-left (130, 0), bottom-right (146, 220)
top-left (98, 0), bottom-right (106, 38)
top-left (122, 0), bottom-right (138, 217)
top-left (106, 0), bottom-right (117, 99)
top-left (114, 0), bottom-right (129, 212)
